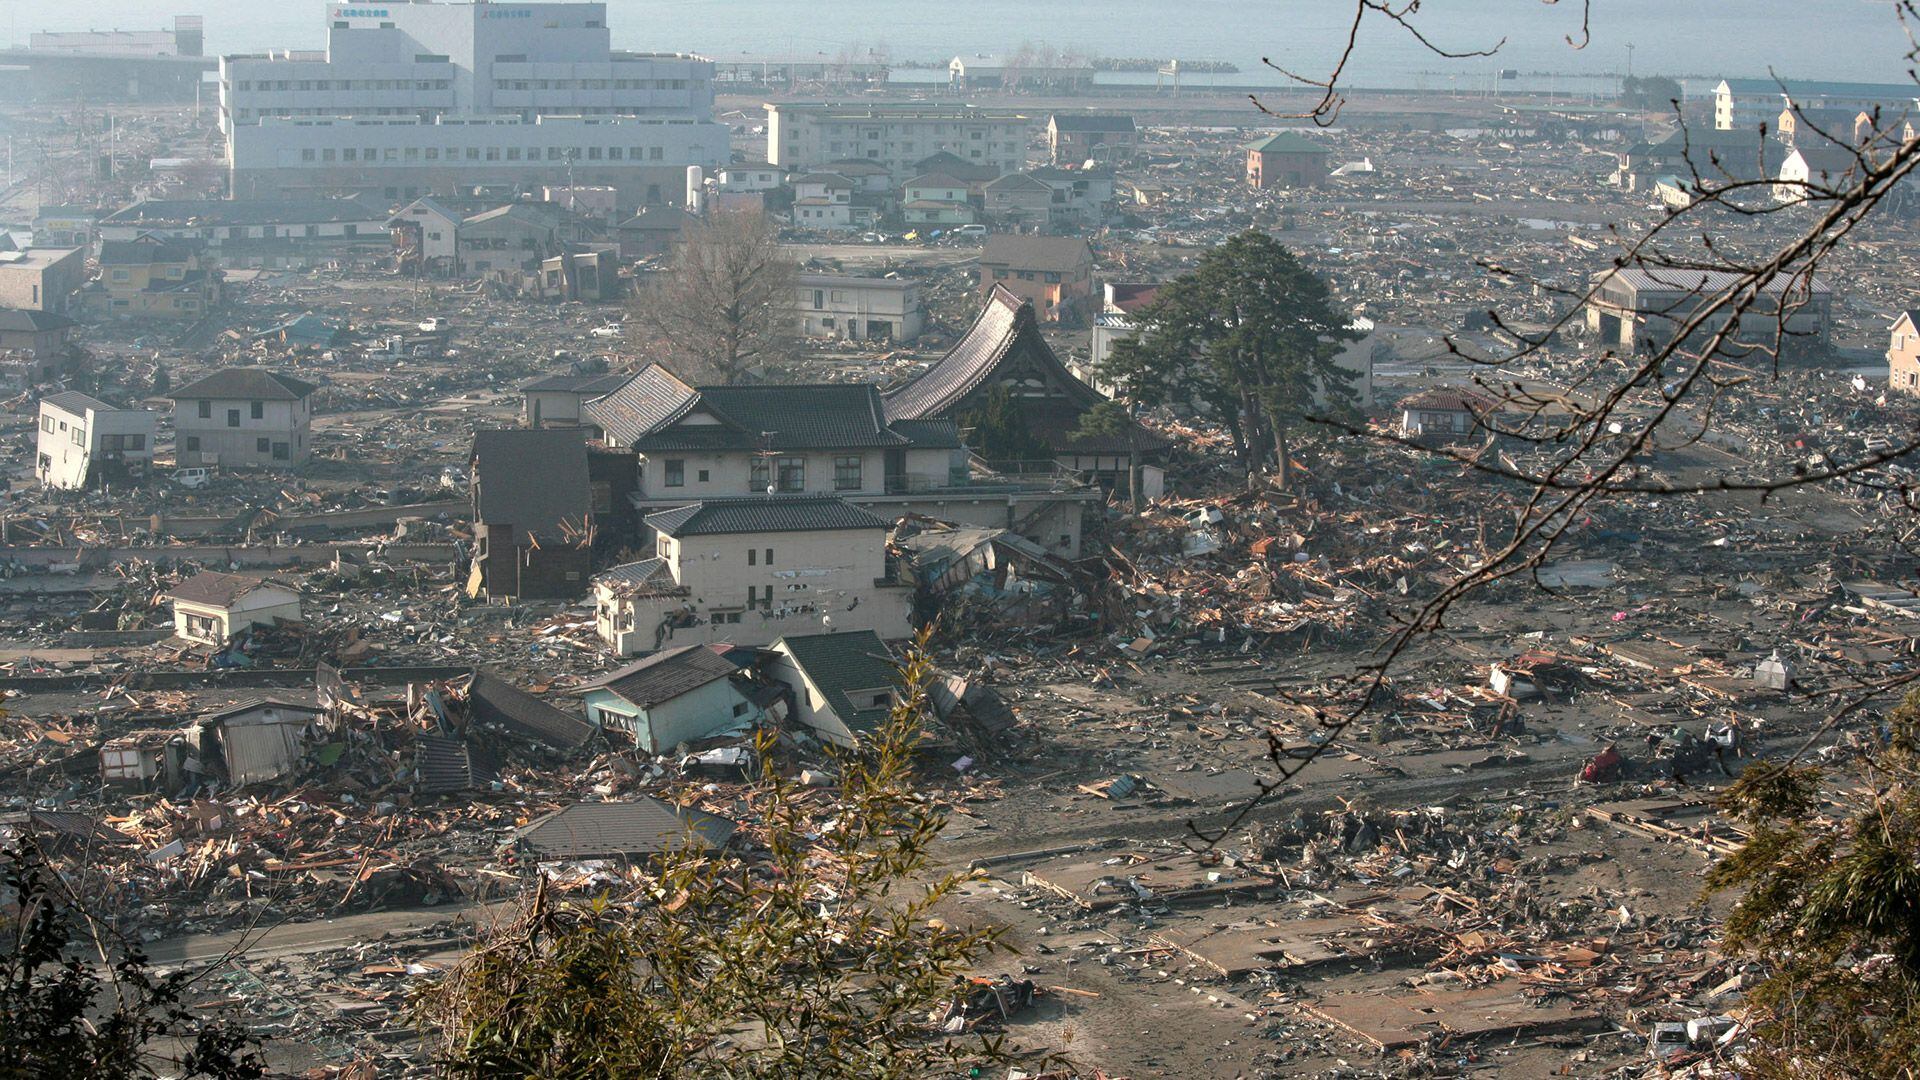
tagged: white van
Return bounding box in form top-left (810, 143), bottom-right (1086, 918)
top-left (171, 468), bottom-right (212, 489)
top-left (955, 224), bottom-right (988, 239)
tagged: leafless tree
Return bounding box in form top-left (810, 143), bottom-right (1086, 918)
top-left (1188, 0), bottom-right (1920, 845)
top-left (631, 209), bottom-right (796, 385)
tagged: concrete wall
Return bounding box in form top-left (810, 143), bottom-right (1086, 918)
top-left (0, 250), bottom-right (84, 313)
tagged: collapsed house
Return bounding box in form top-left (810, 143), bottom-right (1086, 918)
top-left (468, 427), bottom-right (594, 600)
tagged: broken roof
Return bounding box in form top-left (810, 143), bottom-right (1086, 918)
top-left (467, 669), bottom-right (596, 750)
top-left (577, 644), bottom-right (741, 709)
top-left (515, 797), bottom-right (736, 859)
top-left (647, 497), bottom-right (890, 538)
top-left (169, 368), bottom-right (319, 402)
top-left (167, 571), bottom-right (293, 609)
top-left (469, 427), bottom-right (592, 544)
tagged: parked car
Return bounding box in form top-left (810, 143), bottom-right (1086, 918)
top-left (171, 468), bottom-right (212, 489)
top-left (589, 324), bottom-right (623, 339)
top-left (418, 317), bottom-right (446, 332)
top-left (955, 224), bottom-right (988, 239)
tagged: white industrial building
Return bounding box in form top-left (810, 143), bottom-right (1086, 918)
top-left (792, 273), bottom-right (923, 343)
top-left (220, 1), bottom-right (728, 205)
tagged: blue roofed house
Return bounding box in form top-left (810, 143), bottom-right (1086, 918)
top-left (574, 643), bottom-right (760, 754)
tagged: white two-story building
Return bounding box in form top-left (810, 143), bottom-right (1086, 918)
top-left (168, 368), bottom-right (319, 469)
top-left (36, 392), bottom-right (157, 491)
top-left (591, 496), bottom-right (912, 653)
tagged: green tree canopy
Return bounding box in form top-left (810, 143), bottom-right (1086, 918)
top-left (1097, 231), bottom-right (1360, 485)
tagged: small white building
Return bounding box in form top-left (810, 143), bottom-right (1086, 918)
top-left (167, 572), bottom-right (303, 645)
top-left (766, 629), bottom-right (899, 749)
top-left (791, 273), bottom-right (924, 342)
top-left (592, 496), bottom-right (914, 654)
top-left (718, 162), bottom-right (784, 192)
top-left (388, 196), bottom-right (464, 272)
top-left (191, 698), bottom-right (325, 786)
top-left (35, 391), bottom-right (156, 491)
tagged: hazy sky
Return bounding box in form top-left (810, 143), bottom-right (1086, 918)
top-left (1, 0), bottom-right (1909, 86)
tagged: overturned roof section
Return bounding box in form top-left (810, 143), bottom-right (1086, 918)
top-left (467, 668), bottom-right (596, 750)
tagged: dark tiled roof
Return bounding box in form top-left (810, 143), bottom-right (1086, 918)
top-left (632, 383), bottom-right (910, 452)
top-left (470, 428), bottom-right (592, 545)
top-left (468, 669), bottom-right (595, 750)
top-left (168, 571), bottom-right (292, 608)
top-left (978, 234), bottom-right (1093, 273)
top-left (99, 238), bottom-right (195, 265)
top-left (1050, 113), bottom-right (1135, 133)
top-left (203, 696), bottom-right (322, 724)
top-left (40, 390), bottom-right (119, 415)
top-left (516, 797), bottom-right (736, 859)
top-left (415, 734), bottom-right (498, 795)
top-left (774, 630), bottom-right (898, 737)
top-left (883, 285), bottom-right (1103, 421)
top-left (647, 497), bottom-right (889, 537)
top-left (886, 417), bottom-right (963, 449)
top-left (579, 644), bottom-right (740, 708)
top-left (984, 172), bottom-right (1051, 192)
top-left (170, 369), bottom-right (319, 402)
top-left (913, 152), bottom-right (999, 182)
top-left (522, 372), bottom-right (630, 393)
top-left (904, 172), bottom-right (967, 189)
top-left (582, 363), bottom-right (698, 446)
top-left (0, 309), bottom-right (77, 333)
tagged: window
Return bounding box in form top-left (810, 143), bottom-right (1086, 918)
top-left (185, 436), bottom-right (200, 452)
top-left (764, 547), bottom-right (774, 566)
top-left (748, 548), bottom-right (757, 566)
top-left (228, 409), bottom-right (240, 427)
top-left (664, 458), bottom-right (685, 487)
top-left (750, 458), bottom-right (770, 492)
top-left (777, 457), bottom-right (804, 492)
top-left (732, 702), bottom-right (750, 717)
top-left (834, 455), bottom-right (861, 490)
top-left (250, 401), bottom-right (264, 419)
top-left (39, 415), bottom-right (51, 433)
top-left (70, 426), bottom-right (83, 446)
top-left (697, 468), bottom-right (709, 482)
top-left (272, 442), bottom-right (290, 460)
top-left (256, 437), bottom-right (271, 453)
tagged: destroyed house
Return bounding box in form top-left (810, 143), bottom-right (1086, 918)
top-left (88, 236), bottom-right (220, 319)
top-left (0, 308), bottom-right (78, 374)
top-left (575, 644), bottom-right (756, 753)
top-left (168, 368), bottom-right (318, 468)
top-left (167, 572), bottom-right (302, 645)
top-left (1047, 113), bottom-right (1137, 164)
top-left (466, 669), bottom-right (597, 751)
top-left (1397, 387), bottom-right (1510, 441)
top-left (585, 363), bottom-right (964, 500)
top-left (1889, 309), bottom-right (1920, 396)
top-left (767, 629), bottom-right (899, 748)
top-left (36, 391), bottom-right (155, 491)
top-left (884, 284), bottom-right (1167, 483)
top-left (514, 797), bottom-right (736, 861)
top-left (191, 697), bottom-right (325, 786)
top-left (596, 496), bottom-right (913, 652)
top-left (469, 427), bottom-right (594, 600)
top-left (457, 202), bottom-right (603, 275)
top-left (1586, 267), bottom-right (1832, 359)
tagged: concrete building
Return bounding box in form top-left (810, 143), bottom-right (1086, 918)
top-left (791, 273), bottom-right (923, 342)
top-left (766, 630), bottom-right (898, 748)
top-left (1047, 113), bottom-right (1137, 164)
top-left (575, 644), bottom-right (755, 751)
top-left (1586, 267), bottom-right (1832, 360)
top-left (766, 102), bottom-right (1033, 178)
top-left (31, 206), bottom-right (97, 248)
top-left (0, 16), bottom-right (211, 104)
top-left (977, 235), bottom-right (1095, 325)
top-left (790, 171), bottom-right (860, 230)
top-left (87, 238), bottom-right (221, 320)
top-left (219, 1), bottom-right (727, 204)
top-left (167, 572), bottom-right (303, 645)
top-left (36, 392), bottom-right (156, 491)
top-left (1030, 166), bottom-right (1115, 227)
top-left (592, 497), bottom-right (913, 653)
top-left (1245, 132), bottom-right (1330, 189)
top-left (1714, 77), bottom-right (1919, 132)
top-left (717, 161), bottom-right (784, 191)
top-left (1889, 310), bottom-right (1920, 396)
top-left (169, 369), bottom-right (319, 469)
top-left (31, 16), bottom-right (203, 58)
top-left (0, 249), bottom-right (85, 314)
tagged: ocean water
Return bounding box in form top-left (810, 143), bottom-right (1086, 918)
top-left (0, 0), bottom-right (1910, 88)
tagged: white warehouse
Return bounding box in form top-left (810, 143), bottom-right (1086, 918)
top-left (220, 1), bottom-right (728, 205)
